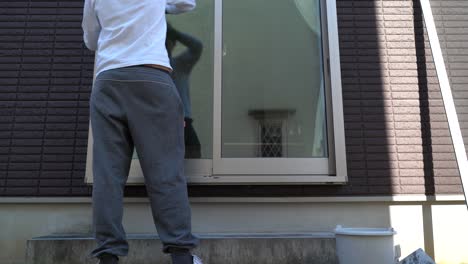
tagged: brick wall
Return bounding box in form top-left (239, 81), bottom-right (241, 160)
top-left (0, 0), bottom-right (463, 197)
top-left (328, 0), bottom-right (462, 196)
top-left (431, 0), bottom-right (468, 156)
top-left (0, 1), bottom-right (93, 196)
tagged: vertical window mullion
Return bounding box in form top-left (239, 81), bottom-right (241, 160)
top-left (212, 0), bottom-right (223, 173)
top-left (326, 0), bottom-right (347, 178)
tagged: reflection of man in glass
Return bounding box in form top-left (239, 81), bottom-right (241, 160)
top-left (166, 24), bottom-right (203, 159)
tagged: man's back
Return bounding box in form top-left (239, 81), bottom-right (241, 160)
top-left (82, 0), bottom-right (195, 76)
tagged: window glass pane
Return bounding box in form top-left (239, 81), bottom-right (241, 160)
top-left (221, 0), bottom-right (327, 158)
top-left (132, 0), bottom-right (214, 159)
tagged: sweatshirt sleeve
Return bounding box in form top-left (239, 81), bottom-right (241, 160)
top-left (166, 0), bottom-right (196, 14)
top-left (82, 0), bottom-right (101, 51)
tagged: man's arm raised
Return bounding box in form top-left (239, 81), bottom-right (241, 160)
top-left (82, 0), bottom-right (101, 51)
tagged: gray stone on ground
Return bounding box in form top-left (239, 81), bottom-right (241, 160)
top-left (399, 248), bottom-right (436, 264)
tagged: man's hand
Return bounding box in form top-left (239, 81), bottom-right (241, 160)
top-left (166, 0), bottom-right (196, 14)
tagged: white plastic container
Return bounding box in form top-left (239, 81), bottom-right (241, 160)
top-left (334, 225), bottom-right (397, 264)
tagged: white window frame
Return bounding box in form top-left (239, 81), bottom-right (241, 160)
top-left (85, 0), bottom-right (347, 185)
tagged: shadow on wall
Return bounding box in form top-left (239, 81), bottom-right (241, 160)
top-left (413, 0), bottom-right (435, 196)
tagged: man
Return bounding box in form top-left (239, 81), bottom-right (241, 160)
top-left (166, 24), bottom-right (203, 159)
top-left (82, 0), bottom-right (202, 263)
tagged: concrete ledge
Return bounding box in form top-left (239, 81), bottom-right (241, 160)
top-left (3, 195), bottom-right (467, 204)
top-left (26, 233), bottom-right (337, 264)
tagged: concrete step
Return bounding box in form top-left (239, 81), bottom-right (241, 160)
top-left (26, 233), bottom-right (337, 264)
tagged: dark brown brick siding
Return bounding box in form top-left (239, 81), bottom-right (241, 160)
top-left (430, 0), bottom-right (468, 157)
top-left (0, 0), bottom-right (93, 196)
top-left (0, 0), bottom-right (464, 197)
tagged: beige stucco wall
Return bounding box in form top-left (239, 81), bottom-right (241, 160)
top-left (0, 197), bottom-right (467, 264)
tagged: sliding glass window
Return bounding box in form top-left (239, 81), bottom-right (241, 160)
top-left (86, 0), bottom-right (347, 184)
top-left (211, 0), bottom-right (347, 183)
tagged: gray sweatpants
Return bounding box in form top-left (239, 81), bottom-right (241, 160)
top-left (89, 65), bottom-right (199, 258)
